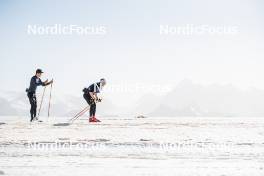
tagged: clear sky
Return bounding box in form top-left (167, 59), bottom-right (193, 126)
top-left (0, 0), bottom-right (263, 106)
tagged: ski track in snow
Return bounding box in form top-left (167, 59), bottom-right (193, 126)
top-left (0, 117), bottom-right (264, 176)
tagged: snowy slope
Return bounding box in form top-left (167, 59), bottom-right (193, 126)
top-left (0, 117), bottom-right (264, 176)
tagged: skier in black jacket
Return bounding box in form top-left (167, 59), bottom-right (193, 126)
top-left (83, 78), bottom-right (106, 122)
top-left (26, 69), bottom-right (53, 122)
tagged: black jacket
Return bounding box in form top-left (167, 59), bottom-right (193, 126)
top-left (27, 76), bottom-right (45, 93)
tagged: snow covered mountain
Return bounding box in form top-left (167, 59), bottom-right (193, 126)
top-left (0, 90), bottom-right (118, 117)
top-left (139, 80), bottom-right (264, 117)
top-left (1, 80), bottom-right (264, 117)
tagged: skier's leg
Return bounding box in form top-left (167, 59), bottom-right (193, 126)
top-left (30, 104), bottom-right (34, 121)
top-left (84, 94), bottom-right (92, 117)
top-left (83, 93), bottom-right (99, 122)
top-left (93, 103), bottom-right (96, 116)
top-left (89, 103), bottom-right (100, 122)
top-left (32, 95), bottom-right (37, 120)
top-left (83, 93), bottom-right (89, 104)
top-left (94, 103), bottom-right (100, 122)
top-left (92, 103), bottom-right (100, 122)
top-left (90, 103), bottom-right (96, 117)
top-left (89, 105), bottom-right (93, 117)
top-left (27, 93), bottom-right (34, 122)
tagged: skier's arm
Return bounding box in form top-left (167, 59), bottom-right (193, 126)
top-left (34, 77), bottom-right (46, 86)
top-left (44, 79), bottom-right (53, 86)
top-left (94, 93), bottom-right (99, 100)
top-left (93, 93), bottom-right (101, 102)
top-left (39, 78), bottom-right (47, 86)
top-left (41, 79), bottom-right (53, 86)
top-left (89, 92), bottom-right (98, 100)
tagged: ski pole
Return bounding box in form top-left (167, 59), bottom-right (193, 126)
top-left (69, 106), bottom-right (90, 122)
top-left (70, 98), bottom-right (103, 122)
top-left (48, 81), bottom-right (53, 118)
top-left (70, 106), bottom-right (89, 122)
top-left (37, 86), bottom-right (47, 119)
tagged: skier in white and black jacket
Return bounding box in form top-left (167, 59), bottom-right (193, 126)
top-left (83, 78), bottom-right (106, 122)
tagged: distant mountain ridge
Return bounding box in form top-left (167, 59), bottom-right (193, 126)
top-left (0, 90), bottom-right (118, 117)
top-left (145, 80), bottom-right (264, 117)
top-left (1, 80), bottom-right (264, 117)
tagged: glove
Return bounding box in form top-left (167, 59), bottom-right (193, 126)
top-left (89, 99), bottom-right (96, 104)
top-left (94, 97), bottom-right (102, 103)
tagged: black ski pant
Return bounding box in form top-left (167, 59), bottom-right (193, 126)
top-left (83, 93), bottom-right (96, 117)
top-left (27, 92), bottom-right (37, 122)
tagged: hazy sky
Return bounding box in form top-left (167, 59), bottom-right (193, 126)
top-left (0, 0), bottom-right (263, 106)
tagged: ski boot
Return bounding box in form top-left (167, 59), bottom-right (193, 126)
top-left (89, 116), bottom-right (101, 122)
